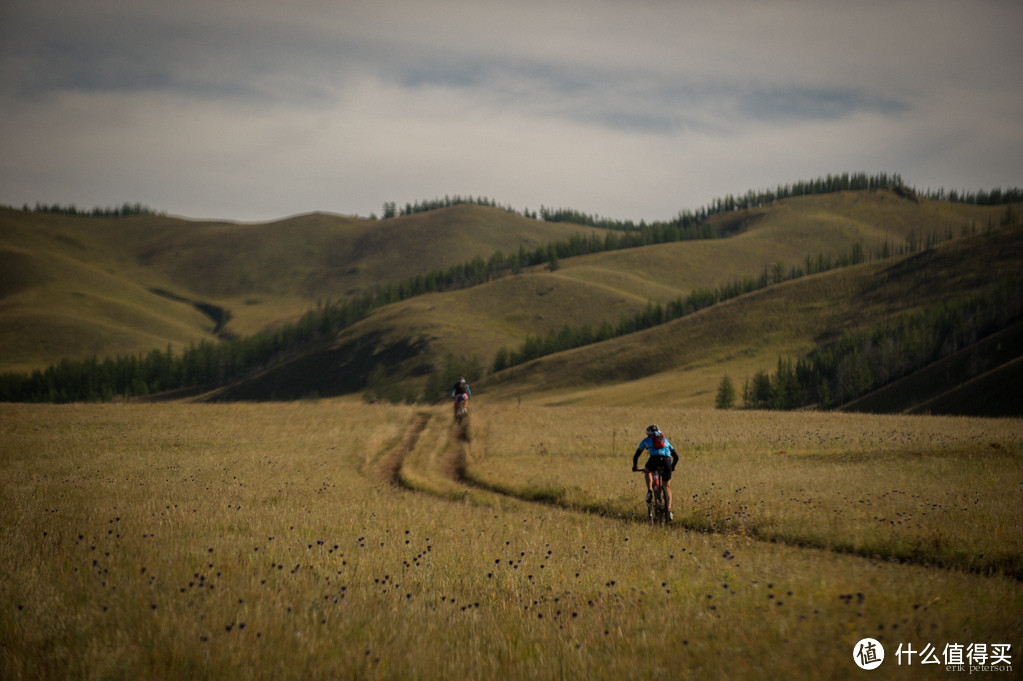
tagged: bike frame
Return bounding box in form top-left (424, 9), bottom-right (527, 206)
top-left (645, 469), bottom-right (669, 525)
top-left (453, 393), bottom-right (469, 421)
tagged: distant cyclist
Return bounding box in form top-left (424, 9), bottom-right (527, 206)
top-left (450, 377), bottom-right (471, 418)
top-left (632, 425), bottom-right (679, 520)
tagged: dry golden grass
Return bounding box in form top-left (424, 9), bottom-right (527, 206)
top-left (3, 401), bottom-right (1020, 680)
top-left (467, 406), bottom-right (1023, 574)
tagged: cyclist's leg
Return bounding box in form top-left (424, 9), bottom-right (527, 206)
top-left (640, 462), bottom-right (653, 504)
top-left (655, 473), bottom-right (668, 522)
top-left (660, 460), bottom-right (673, 516)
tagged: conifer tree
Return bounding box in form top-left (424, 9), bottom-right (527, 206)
top-left (715, 375), bottom-right (736, 409)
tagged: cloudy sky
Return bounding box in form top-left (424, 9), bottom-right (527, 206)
top-left (2, 0), bottom-right (1021, 222)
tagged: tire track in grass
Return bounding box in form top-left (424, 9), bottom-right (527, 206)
top-left (384, 412), bottom-right (1023, 579)
top-left (378, 411), bottom-right (432, 484)
top-left (459, 462), bottom-right (1023, 579)
top-left (385, 411), bottom-right (521, 506)
top-left (444, 417), bottom-right (470, 480)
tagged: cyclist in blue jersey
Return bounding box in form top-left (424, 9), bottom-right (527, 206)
top-left (632, 424), bottom-right (680, 520)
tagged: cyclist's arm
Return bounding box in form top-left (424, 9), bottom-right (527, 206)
top-left (670, 447), bottom-right (679, 470)
top-left (632, 447), bottom-right (644, 471)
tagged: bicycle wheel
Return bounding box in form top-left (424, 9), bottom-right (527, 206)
top-left (655, 487), bottom-right (668, 525)
top-left (647, 472), bottom-right (659, 523)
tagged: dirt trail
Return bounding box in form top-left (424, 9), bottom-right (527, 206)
top-left (377, 411), bottom-right (432, 484)
top-left (377, 411), bottom-right (474, 495)
top-left (380, 412), bottom-right (1023, 580)
top-left (444, 418), bottom-right (470, 479)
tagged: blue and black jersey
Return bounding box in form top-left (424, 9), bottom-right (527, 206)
top-left (633, 435), bottom-right (679, 472)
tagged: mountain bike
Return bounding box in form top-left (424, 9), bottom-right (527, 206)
top-left (453, 394), bottom-right (469, 422)
top-left (640, 469), bottom-right (670, 525)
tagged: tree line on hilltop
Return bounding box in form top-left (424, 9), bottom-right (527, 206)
top-left (7, 172), bottom-right (1020, 225)
top-left (378, 172), bottom-right (1021, 231)
top-left (14, 202), bottom-right (166, 218)
top-left (379, 195), bottom-right (535, 220)
top-left (382, 173), bottom-right (915, 233)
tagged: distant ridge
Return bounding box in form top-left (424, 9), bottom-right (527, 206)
top-left (2, 178), bottom-right (1021, 415)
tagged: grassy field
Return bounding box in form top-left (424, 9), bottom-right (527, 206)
top-left (2, 400), bottom-right (1020, 680)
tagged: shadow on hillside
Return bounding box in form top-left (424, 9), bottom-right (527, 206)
top-left (149, 287), bottom-right (234, 338)
top-left (202, 331), bottom-right (429, 401)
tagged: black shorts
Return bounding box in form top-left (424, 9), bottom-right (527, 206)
top-left (644, 456), bottom-right (672, 482)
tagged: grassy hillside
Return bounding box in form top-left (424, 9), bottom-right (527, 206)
top-left (0, 212), bottom-right (219, 373)
top-left (480, 222), bottom-right (1023, 408)
top-left (0, 205), bottom-right (604, 372)
top-left (205, 204), bottom-right (1021, 409)
top-left (105, 205), bottom-right (607, 303)
top-left (841, 320), bottom-right (1023, 417)
top-left (2, 189), bottom-right (1018, 411)
top-left (546, 188), bottom-right (1006, 306)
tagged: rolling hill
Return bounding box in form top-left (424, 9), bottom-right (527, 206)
top-left (480, 222), bottom-right (1023, 409)
top-left (0, 204), bottom-right (605, 372)
top-left (194, 191), bottom-right (1020, 411)
top-left (2, 186), bottom-right (1020, 414)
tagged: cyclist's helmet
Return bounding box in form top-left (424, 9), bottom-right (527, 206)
top-left (646, 424), bottom-right (661, 437)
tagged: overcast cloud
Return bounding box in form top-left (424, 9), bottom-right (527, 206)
top-left (2, 0), bottom-right (1021, 221)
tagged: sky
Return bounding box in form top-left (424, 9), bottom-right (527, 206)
top-left (2, 0), bottom-right (1021, 222)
